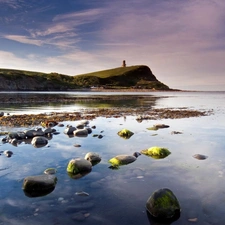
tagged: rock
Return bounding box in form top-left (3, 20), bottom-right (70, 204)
top-left (31, 136), bottom-right (48, 148)
top-left (117, 129), bottom-right (134, 139)
top-left (74, 144), bottom-right (81, 147)
top-left (146, 188), bottom-right (181, 220)
top-left (8, 132), bottom-right (19, 139)
top-left (23, 175), bottom-right (57, 197)
top-left (0, 112), bottom-right (4, 117)
top-left (193, 154), bottom-right (208, 160)
top-left (73, 129), bottom-right (88, 137)
top-left (84, 152), bottom-right (101, 165)
top-left (141, 146), bottom-right (171, 159)
top-left (58, 123), bottom-right (64, 127)
top-left (10, 138), bottom-right (18, 146)
top-left (76, 124), bottom-right (85, 129)
top-left (64, 126), bottom-right (76, 135)
top-left (109, 152), bottom-right (141, 168)
top-left (44, 168), bottom-right (57, 175)
top-left (79, 120), bottom-right (89, 126)
top-left (86, 127), bottom-right (92, 134)
top-left (24, 129), bottom-right (38, 138)
top-left (67, 158), bottom-right (92, 175)
top-left (44, 128), bottom-right (56, 134)
top-left (147, 124), bottom-right (170, 131)
top-left (4, 150), bottom-right (13, 157)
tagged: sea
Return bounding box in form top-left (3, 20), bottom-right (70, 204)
top-left (0, 91), bottom-right (225, 225)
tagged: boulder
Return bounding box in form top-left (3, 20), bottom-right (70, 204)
top-left (0, 112), bottom-right (4, 117)
top-left (85, 152), bottom-right (101, 165)
top-left (73, 129), bottom-right (88, 137)
top-left (31, 136), bottom-right (48, 148)
top-left (117, 129), bottom-right (134, 139)
top-left (67, 158), bottom-right (92, 175)
top-left (24, 129), bottom-right (38, 138)
top-left (146, 188), bottom-right (181, 220)
top-left (141, 146), bottom-right (171, 159)
top-left (23, 174), bottom-right (57, 197)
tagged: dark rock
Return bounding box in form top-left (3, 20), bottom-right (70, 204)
top-left (31, 136), bottom-right (48, 148)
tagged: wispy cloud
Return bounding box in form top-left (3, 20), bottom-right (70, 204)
top-left (3, 35), bottom-right (43, 46)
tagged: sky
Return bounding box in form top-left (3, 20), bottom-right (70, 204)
top-left (0, 0), bottom-right (225, 91)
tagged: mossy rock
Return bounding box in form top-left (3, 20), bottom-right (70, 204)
top-left (67, 158), bottom-right (92, 175)
top-left (141, 146), bottom-right (171, 159)
top-left (146, 188), bottom-right (181, 220)
top-left (117, 129), bottom-right (134, 139)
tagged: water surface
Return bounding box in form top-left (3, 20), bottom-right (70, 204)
top-left (0, 91), bottom-right (225, 224)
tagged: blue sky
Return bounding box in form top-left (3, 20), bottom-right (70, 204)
top-left (0, 0), bottom-right (225, 91)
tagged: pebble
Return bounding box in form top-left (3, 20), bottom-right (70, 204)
top-left (75, 191), bottom-right (89, 196)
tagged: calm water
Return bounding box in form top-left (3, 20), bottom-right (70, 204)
top-left (0, 91), bottom-right (225, 225)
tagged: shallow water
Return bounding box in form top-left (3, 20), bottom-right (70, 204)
top-left (0, 91), bottom-right (225, 224)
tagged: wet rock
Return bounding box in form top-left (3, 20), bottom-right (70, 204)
top-left (31, 136), bottom-right (48, 148)
top-left (117, 129), bottom-right (134, 139)
top-left (10, 138), bottom-right (18, 146)
top-left (4, 150), bottom-right (13, 157)
top-left (141, 146), bottom-right (171, 159)
top-left (44, 168), bottom-right (57, 175)
top-left (23, 175), bottom-right (57, 197)
top-left (64, 126), bottom-right (76, 135)
top-left (193, 154), bottom-right (208, 160)
top-left (86, 127), bottom-right (92, 134)
top-left (76, 124), bottom-right (85, 129)
top-left (73, 129), bottom-right (88, 137)
top-left (8, 132), bottom-right (19, 139)
top-left (67, 158), bottom-right (92, 175)
top-left (171, 131), bottom-right (183, 135)
top-left (108, 152), bottom-right (141, 168)
top-left (44, 128), bottom-right (56, 134)
top-left (74, 144), bottom-right (81, 147)
top-left (24, 129), bottom-right (39, 138)
top-left (146, 188), bottom-right (181, 220)
top-left (84, 152), bottom-right (101, 166)
top-left (0, 112), bottom-right (4, 117)
top-left (147, 124), bottom-right (170, 131)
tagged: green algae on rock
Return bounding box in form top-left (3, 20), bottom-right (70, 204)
top-left (67, 158), bottom-right (92, 175)
top-left (108, 152), bottom-right (141, 169)
top-left (146, 188), bottom-right (181, 220)
top-left (117, 129), bottom-right (134, 139)
top-left (141, 146), bottom-right (171, 159)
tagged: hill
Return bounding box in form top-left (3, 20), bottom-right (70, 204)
top-left (0, 65), bottom-right (170, 91)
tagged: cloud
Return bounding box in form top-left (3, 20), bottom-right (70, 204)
top-left (3, 35), bottom-right (43, 46)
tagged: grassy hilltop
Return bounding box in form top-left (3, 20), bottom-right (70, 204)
top-left (0, 65), bottom-right (170, 91)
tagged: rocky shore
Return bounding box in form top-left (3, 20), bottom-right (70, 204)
top-left (0, 107), bottom-right (211, 128)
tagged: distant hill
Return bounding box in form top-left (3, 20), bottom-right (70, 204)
top-left (0, 65), bottom-right (170, 91)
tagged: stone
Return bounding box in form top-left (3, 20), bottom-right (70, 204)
top-left (24, 129), bottom-right (38, 138)
top-left (4, 150), bottom-right (13, 157)
top-left (146, 188), bottom-right (181, 220)
top-left (67, 158), bottom-right (92, 175)
top-left (23, 175), bottom-right (57, 197)
top-left (76, 124), bottom-right (85, 129)
top-left (117, 129), bottom-right (134, 139)
top-left (73, 129), bottom-right (88, 137)
top-left (108, 152), bottom-right (141, 167)
top-left (44, 168), bottom-right (57, 175)
top-left (141, 146), bottom-right (171, 159)
top-left (0, 112), bottom-right (4, 117)
top-left (31, 136), bottom-right (48, 148)
top-left (193, 154), bottom-right (208, 160)
top-left (85, 152), bottom-right (101, 165)
top-left (64, 126), bottom-right (76, 135)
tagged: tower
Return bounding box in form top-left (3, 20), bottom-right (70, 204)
top-left (122, 60), bottom-right (126, 67)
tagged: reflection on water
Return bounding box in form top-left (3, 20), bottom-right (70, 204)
top-left (0, 92), bottom-right (225, 224)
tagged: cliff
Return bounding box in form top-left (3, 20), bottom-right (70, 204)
top-left (0, 65), bottom-right (170, 91)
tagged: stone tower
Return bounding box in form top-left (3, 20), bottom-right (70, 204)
top-left (122, 60), bottom-right (126, 67)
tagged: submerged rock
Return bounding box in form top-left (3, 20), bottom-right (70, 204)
top-left (146, 188), bottom-right (181, 220)
top-left (141, 146), bottom-right (171, 159)
top-left (147, 124), bottom-right (170, 131)
top-left (23, 174), bottom-right (57, 197)
top-left (117, 129), bottom-right (134, 139)
top-left (193, 154), bottom-right (208, 160)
